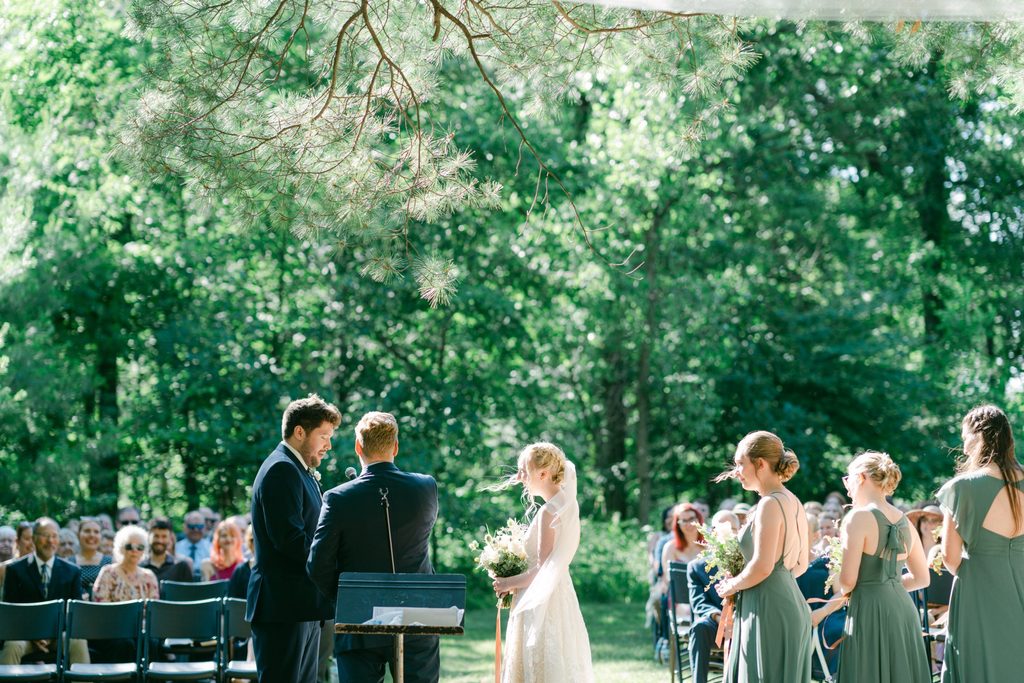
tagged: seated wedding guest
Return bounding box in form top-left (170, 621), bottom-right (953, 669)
top-left (116, 506), bottom-right (142, 528)
top-left (710, 509), bottom-right (740, 538)
top-left (812, 509), bottom-right (841, 558)
top-left (76, 517), bottom-right (112, 599)
top-left (823, 490), bottom-right (847, 513)
top-left (15, 520), bottom-right (34, 557)
top-left (66, 518), bottom-right (80, 537)
top-left (228, 526), bottom-right (256, 599)
top-left (140, 517), bottom-right (192, 592)
top-left (58, 528), bottom-right (79, 561)
top-left (646, 504), bottom-right (677, 655)
top-left (806, 513), bottom-right (821, 558)
top-left (93, 525), bottom-right (160, 663)
top-left (937, 404), bottom-right (1024, 682)
top-left (798, 537), bottom-right (844, 677)
top-left (693, 498), bottom-right (711, 524)
top-left (908, 503), bottom-right (942, 561)
top-left (0, 525), bottom-right (16, 562)
top-left (96, 513), bottom-right (114, 533)
top-left (804, 500), bottom-right (823, 516)
top-left (687, 547), bottom-right (723, 683)
top-left (198, 506), bottom-right (220, 540)
top-left (200, 519), bottom-right (244, 581)
top-left (731, 502), bottom-right (751, 527)
top-left (177, 510), bottom-right (212, 580)
top-left (660, 503), bottom-right (705, 631)
top-left (648, 506), bottom-right (675, 578)
top-left (661, 503), bottom-right (705, 591)
top-left (93, 525), bottom-right (160, 602)
top-left (0, 518), bottom-right (90, 666)
top-left (830, 451), bottom-right (930, 682)
top-left (100, 528), bottom-right (115, 557)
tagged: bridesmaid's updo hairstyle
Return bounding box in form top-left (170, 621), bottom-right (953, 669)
top-left (960, 404), bottom-right (1021, 532)
top-left (849, 451), bottom-right (902, 495)
top-left (728, 430), bottom-right (800, 482)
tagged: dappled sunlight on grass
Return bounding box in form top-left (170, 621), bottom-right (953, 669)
top-left (441, 601), bottom-right (665, 682)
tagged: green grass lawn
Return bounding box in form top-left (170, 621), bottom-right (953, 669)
top-left (440, 600), bottom-right (666, 682)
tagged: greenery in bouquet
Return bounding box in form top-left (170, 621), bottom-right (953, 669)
top-left (470, 519), bottom-right (529, 608)
top-left (696, 523), bottom-right (746, 587)
top-left (823, 535), bottom-right (845, 593)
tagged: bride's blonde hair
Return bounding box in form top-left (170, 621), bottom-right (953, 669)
top-left (485, 442), bottom-right (567, 513)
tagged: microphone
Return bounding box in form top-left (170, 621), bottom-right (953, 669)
top-left (345, 467), bottom-right (357, 480)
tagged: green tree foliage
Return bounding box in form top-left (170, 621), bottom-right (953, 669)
top-left (1, 0), bottom-right (1023, 559)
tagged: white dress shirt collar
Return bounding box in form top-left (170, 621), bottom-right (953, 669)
top-left (32, 554), bottom-right (55, 573)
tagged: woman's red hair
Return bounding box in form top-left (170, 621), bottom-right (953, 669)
top-left (672, 503), bottom-right (705, 552)
top-left (209, 521), bottom-right (243, 571)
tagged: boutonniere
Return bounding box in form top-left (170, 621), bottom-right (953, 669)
top-left (308, 467), bottom-right (321, 483)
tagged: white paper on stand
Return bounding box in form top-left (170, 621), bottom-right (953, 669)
top-left (365, 605), bottom-right (463, 627)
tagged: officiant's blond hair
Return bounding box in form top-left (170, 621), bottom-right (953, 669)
top-left (355, 411), bottom-right (398, 457)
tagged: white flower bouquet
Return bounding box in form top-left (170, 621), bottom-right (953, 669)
top-left (471, 519), bottom-right (529, 608)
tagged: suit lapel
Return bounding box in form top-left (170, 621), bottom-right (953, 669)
top-left (26, 558), bottom-right (45, 599)
top-left (278, 442), bottom-right (322, 503)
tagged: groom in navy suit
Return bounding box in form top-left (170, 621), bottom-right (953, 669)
top-left (247, 394), bottom-right (342, 683)
top-left (308, 411), bottom-right (440, 683)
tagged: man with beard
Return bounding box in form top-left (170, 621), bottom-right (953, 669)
top-left (141, 517), bottom-right (193, 595)
top-left (247, 394), bottom-right (341, 683)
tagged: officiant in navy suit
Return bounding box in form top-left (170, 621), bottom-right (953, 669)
top-left (247, 395), bottom-right (342, 683)
top-left (308, 411), bottom-right (440, 683)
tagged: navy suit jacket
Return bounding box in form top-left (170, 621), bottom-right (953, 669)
top-left (307, 460), bottom-right (438, 652)
top-left (3, 555), bottom-right (82, 603)
top-left (687, 558), bottom-right (723, 624)
top-left (246, 442), bottom-right (332, 623)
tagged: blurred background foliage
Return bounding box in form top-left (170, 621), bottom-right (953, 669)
top-left (1, 2), bottom-right (1023, 594)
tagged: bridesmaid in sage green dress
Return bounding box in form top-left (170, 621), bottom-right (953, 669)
top-left (715, 431), bottom-right (811, 683)
top-left (832, 451), bottom-right (930, 683)
top-left (937, 405), bottom-right (1024, 683)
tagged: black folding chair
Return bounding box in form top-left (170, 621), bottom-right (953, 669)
top-left (143, 599), bottom-right (221, 682)
top-left (220, 598), bottom-right (256, 682)
top-left (159, 582), bottom-right (228, 661)
top-left (63, 600), bottom-right (144, 681)
top-left (667, 561), bottom-right (691, 682)
top-left (0, 600), bottom-right (64, 682)
top-left (159, 581), bottom-right (228, 602)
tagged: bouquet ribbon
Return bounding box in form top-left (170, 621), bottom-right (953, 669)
top-left (715, 596), bottom-right (734, 648)
top-left (807, 595), bottom-right (850, 650)
top-left (495, 605), bottom-right (503, 683)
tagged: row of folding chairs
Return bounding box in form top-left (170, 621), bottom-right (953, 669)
top-left (0, 596), bottom-right (255, 682)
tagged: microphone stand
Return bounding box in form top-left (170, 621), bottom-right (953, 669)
top-left (380, 487), bottom-right (401, 680)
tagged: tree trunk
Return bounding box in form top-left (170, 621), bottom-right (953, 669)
top-left (635, 211), bottom-right (665, 524)
top-left (598, 333), bottom-right (628, 517)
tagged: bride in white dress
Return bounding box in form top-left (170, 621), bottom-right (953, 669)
top-left (492, 442), bottom-right (595, 683)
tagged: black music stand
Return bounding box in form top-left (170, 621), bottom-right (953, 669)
top-left (334, 573), bottom-right (466, 683)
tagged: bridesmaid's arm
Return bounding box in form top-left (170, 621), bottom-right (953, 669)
top-left (901, 522), bottom-right (930, 592)
top-left (940, 513), bottom-right (964, 574)
top-left (717, 498), bottom-right (781, 597)
top-left (835, 509), bottom-right (867, 596)
top-left (492, 508), bottom-right (555, 595)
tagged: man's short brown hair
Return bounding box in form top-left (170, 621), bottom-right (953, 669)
top-left (282, 394), bottom-right (342, 439)
top-left (355, 412), bottom-right (399, 457)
